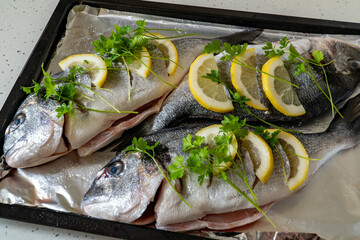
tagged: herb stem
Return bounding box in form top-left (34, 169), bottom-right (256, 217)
top-left (233, 59), bottom-right (299, 88)
top-left (121, 56), bottom-right (132, 101)
top-left (142, 150), bottom-right (192, 208)
top-left (132, 54), bottom-right (177, 88)
top-left (242, 106), bottom-right (301, 134)
top-left (224, 178), bottom-right (276, 228)
top-left (74, 82), bottom-right (124, 114)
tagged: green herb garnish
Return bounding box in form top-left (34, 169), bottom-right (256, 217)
top-left (168, 115), bottom-right (275, 227)
top-left (202, 70), bottom-right (298, 133)
top-left (125, 137), bottom-right (191, 208)
top-left (203, 41), bottom-right (297, 87)
top-left (262, 36), bottom-right (339, 118)
top-left (92, 20), bottom-right (196, 100)
top-left (22, 65), bottom-right (137, 118)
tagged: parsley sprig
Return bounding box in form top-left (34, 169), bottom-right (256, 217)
top-left (262, 36), bottom-right (340, 118)
top-left (22, 65), bottom-right (137, 118)
top-left (92, 20), bottom-right (196, 100)
top-left (124, 137), bottom-right (192, 208)
top-left (168, 115), bottom-right (275, 227)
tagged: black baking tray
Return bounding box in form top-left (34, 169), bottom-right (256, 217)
top-left (0, 0), bottom-right (359, 239)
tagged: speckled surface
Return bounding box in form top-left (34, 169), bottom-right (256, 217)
top-left (0, 0), bottom-right (359, 239)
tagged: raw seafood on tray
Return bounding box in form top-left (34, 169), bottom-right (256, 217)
top-left (1, 4), bottom-right (360, 239)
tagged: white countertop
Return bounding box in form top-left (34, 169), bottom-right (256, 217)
top-left (0, 0), bottom-right (359, 239)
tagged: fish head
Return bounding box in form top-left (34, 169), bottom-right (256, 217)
top-left (3, 94), bottom-right (65, 168)
top-left (81, 151), bottom-right (163, 222)
top-left (316, 38), bottom-right (360, 77)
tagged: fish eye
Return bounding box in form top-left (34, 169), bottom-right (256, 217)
top-left (11, 113), bottom-right (26, 130)
top-left (106, 161), bottom-right (124, 176)
top-left (349, 60), bottom-right (360, 70)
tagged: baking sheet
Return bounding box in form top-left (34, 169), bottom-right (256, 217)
top-left (0, 3), bottom-right (359, 240)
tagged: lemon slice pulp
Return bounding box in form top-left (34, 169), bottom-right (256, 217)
top-left (241, 131), bottom-right (274, 184)
top-left (147, 33), bottom-right (179, 76)
top-left (266, 129), bottom-right (309, 191)
top-left (58, 54), bottom-right (107, 88)
top-left (196, 124), bottom-right (238, 171)
top-left (262, 56), bottom-right (305, 116)
top-left (231, 48), bottom-right (268, 111)
top-left (127, 46), bottom-right (151, 78)
top-left (189, 53), bottom-right (234, 113)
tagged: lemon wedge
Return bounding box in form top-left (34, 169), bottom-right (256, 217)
top-left (189, 53), bottom-right (234, 113)
top-left (262, 56), bottom-right (305, 116)
top-left (58, 54), bottom-right (107, 88)
top-left (196, 124), bottom-right (238, 171)
top-left (147, 33), bottom-right (179, 76)
top-left (231, 48), bottom-right (268, 111)
top-left (127, 46), bottom-right (152, 78)
top-left (266, 129), bottom-right (309, 191)
top-left (241, 131), bottom-right (274, 184)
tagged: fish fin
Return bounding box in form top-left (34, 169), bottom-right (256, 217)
top-left (218, 28), bottom-right (263, 45)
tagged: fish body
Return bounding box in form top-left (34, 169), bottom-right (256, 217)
top-left (81, 93), bottom-right (360, 231)
top-left (3, 29), bottom-right (262, 169)
top-left (133, 37), bottom-right (360, 137)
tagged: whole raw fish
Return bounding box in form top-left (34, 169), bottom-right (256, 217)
top-left (3, 29), bottom-right (262, 169)
top-left (128, 37), bottom-right (360, 137)
top-left (81, 93), bottom-right (360, 231)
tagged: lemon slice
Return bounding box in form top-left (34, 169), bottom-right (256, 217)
top-left (189, 53), bottom-right (234, 113)
top-left (262, 56), bottom-right (305, 116)
top-left (196, 124), bottom-right (238, 171)
top-left (58, 54), bottom-right (107, 88)
top-left (127, 46), bottom-right (151, 79)
top-left (231, 48), bottom-right (268, 111)
top-left (147, 33), bottom-right (179, 76)
top-left (241, 131), bottom-right (274, 184)
top-left (266, 129), bottom-right (309, 191)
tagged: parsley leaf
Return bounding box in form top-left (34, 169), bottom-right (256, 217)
top-left (55, 101), bottom-right (73, 118)
top-left (168, 156), bottom-right (185, 180)
top-left (312, 50), bottom-right (324, 63)
top-left (203, 40), bottom-right (222, 54)
top-left (294, 62), bottom-right (306, 76)
top-left (202, 70), bottom-right (220, 84)
top-left (221, 43), bottom-right (247, 60)
top-left (255, 126), bottom-right (281, 149)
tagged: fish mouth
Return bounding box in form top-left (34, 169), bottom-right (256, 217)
top-left (81, 198), bottom-right (142, 222)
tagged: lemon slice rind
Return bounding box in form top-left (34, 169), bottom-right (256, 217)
top-left (231, 48), bottom-right (268, 111)
top-left (127, 46), bottom-right (152, 79)
top-left (262, 56), bottom-right (306, 117)
top-left (189, 53), bottom-right (234, 113)
top-left (241, 131), bottom-right (274, 184)
top-left (196, 124), bottom-right (238, 171)
top-left (58, 54), bottom-right (108, 88)
top-left (266, 129), bottom-right (309, 191)
top-left (147, 33), bottom-right (179, 76)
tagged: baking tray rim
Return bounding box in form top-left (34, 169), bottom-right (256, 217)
top-left (0, 0), bottom-right (359, 239)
